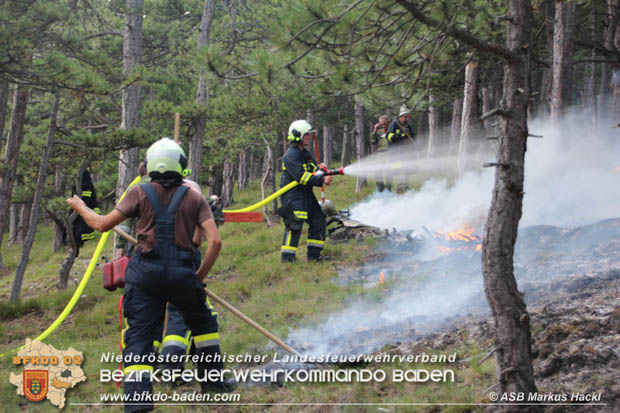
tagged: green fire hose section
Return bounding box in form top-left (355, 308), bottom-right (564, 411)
top-left (1, 177), bottom-right (298, 357)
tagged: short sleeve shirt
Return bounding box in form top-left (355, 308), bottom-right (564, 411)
top-left (115, 182), bottom-right (213, 253)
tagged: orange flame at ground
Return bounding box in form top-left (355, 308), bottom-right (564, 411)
top-left (436, 224), bottom-right (482, 254)
top-left (377, 271), bottom-right (385, 286)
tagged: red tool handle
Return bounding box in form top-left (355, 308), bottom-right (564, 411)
top-left (312, 132), bottom-right (326, 203)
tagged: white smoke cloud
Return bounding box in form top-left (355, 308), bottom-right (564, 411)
top-left (349, 172), bottom-right (493, 232)
top-left (521, 116), bottom-right (620, 226)
top-left (349, 112), bottom-right (620, 230)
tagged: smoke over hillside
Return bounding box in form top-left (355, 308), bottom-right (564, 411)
top-left (285, 113), bottom-right (620, 357)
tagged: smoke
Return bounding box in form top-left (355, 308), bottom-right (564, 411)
top-left (284, 112), bottom-right (620, 357)
top-left (287, 266), bottom-right (484, 356)
top-left (349, 112), bottom-right (620, 230)
top-left (521, 116), bottom-right (620, 226)
top-left (349, 171), bottom-right (493, 232)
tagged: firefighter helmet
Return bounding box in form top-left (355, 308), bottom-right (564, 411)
top-left (145, 138), bottom-right (188, 177)
top-left (287, 120), bottom-right (314, 142)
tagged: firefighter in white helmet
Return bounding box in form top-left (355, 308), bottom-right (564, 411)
top-left (67, 138), bottom-right (227, 412)
top-left (278, 120), bottom-right (333, 262)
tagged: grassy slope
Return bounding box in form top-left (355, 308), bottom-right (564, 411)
top-left (0, 175), bottom-right (494, 412)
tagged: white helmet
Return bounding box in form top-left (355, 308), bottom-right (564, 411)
top-left (145, 138), bottom-right (187, 177)
top-left (398, 105), bottom-right (410, 117)
top-left (288, 120), bottom-right (314, 142)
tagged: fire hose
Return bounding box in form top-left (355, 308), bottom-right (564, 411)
top-left (0, 166), bottom-right (346, 358)
top-left (0, 176), bottom-right (304, 358)
top-left (0, 175), bottom-right (143, 358)
top-left (222, 166), bottom-right (343, 214)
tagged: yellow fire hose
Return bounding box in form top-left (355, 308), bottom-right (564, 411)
top-left (1, 177), bottom-right (300, 357)
top-left (1, 176), bottom-right (142, 357)
top-left (222, 181), bottom-right (298, 213)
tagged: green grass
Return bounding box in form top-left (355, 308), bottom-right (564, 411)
top-left (0, 175), bottom-right (494, 412)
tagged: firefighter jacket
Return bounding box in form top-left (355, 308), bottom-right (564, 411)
top-left (280, 145), bottom-right (325, 221)
top-left (371, 126), bottom-right (388, 152)
top-left (71, 170), bottom-right (100, 255)
top-left (386, 120), bottom-right (416, 146)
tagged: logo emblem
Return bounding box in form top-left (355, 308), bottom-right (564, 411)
top-left (23, 370), bottom-right (48, 402)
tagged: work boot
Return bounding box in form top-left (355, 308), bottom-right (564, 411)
top-left (201, 378), bottom-right (237, 393)
top-left (281, 254), bottom-right (296, 263)
top-left (307, 255), bottom-right (331, 262)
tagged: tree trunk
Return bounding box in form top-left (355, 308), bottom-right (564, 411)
top-left (354, 101), bottom-right (367, 192)
top-left (481, 86), bottom-right (492, 130)
top-left (260, 137), bottom-right (274, 225)
top-left (238, 148), bottom-right (249, 189)
top-left (189, 0), bottom-right (216, 183)
top-left (550, 0), bottom-right (577, 120)
top-left (10, 95), bottom-right (59, 301)
top-left (340, 124), bottom-right (351, 166)
top-left (116, 0), bottom-right (143, 201)
top-left (15, 200), bottom-right (32, 245)
top-left (482, 0), bottom-right (540, 407)
top-left (53, 164), bottom-right (66, 252)
top-left (247, 150), bottom-right (256, 183)
top-left (322, 125), bottom-right (332, 167)
top-left (613, 2), bottom-right (620, 119)
top-left (543, 0), bottom-right (555, 116)
top-left (306, 109), bottom-right (315, 126)
top-left (221, 159), bottom-right (234, 207)
top-left (8, 203), bottom-right (20, 246)
top-left (261, 145), bottom-right (276, 209)
top-left (0, 85), bottom-right (29, 270)
top-left (458, 59), bottom-right (480, 174)
top-left (270, 143), bottom-right (278, 215)
top-left (427, 94), bottom-right (440, 158)
top-left (415, 110), bottom-right (426, 156)
top-left (599, 0), bottom-right (619, 122)
top-left (584, 6), bottom-right (597, 126)
top-left (450, 97), bottom-right (463, 154)
top-left (207, 163), bottom-right (223, 197)
top-left (0, 80), bottom-right (9, 151)
top-left (57, 222), bottom-right (76, 290)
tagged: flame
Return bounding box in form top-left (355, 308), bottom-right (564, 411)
top-left (377, 271), bottom-right (385, 286)
top-left (436, 224), bottom-right (482, 254)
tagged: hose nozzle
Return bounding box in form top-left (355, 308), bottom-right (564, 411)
top-left (318, 166), bottom-right (344, 176)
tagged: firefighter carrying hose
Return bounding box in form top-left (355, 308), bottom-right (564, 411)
top-left (67, 138), bottom-right (227, 412)
top-left (278, 120), bottom-right (333, 262)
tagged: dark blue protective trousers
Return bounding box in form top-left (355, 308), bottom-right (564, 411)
top-left (121, 184), bottom-right (221, 412)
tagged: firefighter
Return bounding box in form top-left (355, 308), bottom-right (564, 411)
top-left (155, 179), bottom-right (220, 378)
top-left (67, 138), bottom-right (226, 412)
top-left (386, 106), bottom-right (417, 193)
top-left (370, 114), bottom-right (391, 191)
top-left (278, 120), bottom-right (333, 263)
top-left (386, 106), bottom-right (415, 147)
top-left (68, 170), bottom-right (101, 256)
top-left (113, 160), bottom-right (218, 376)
